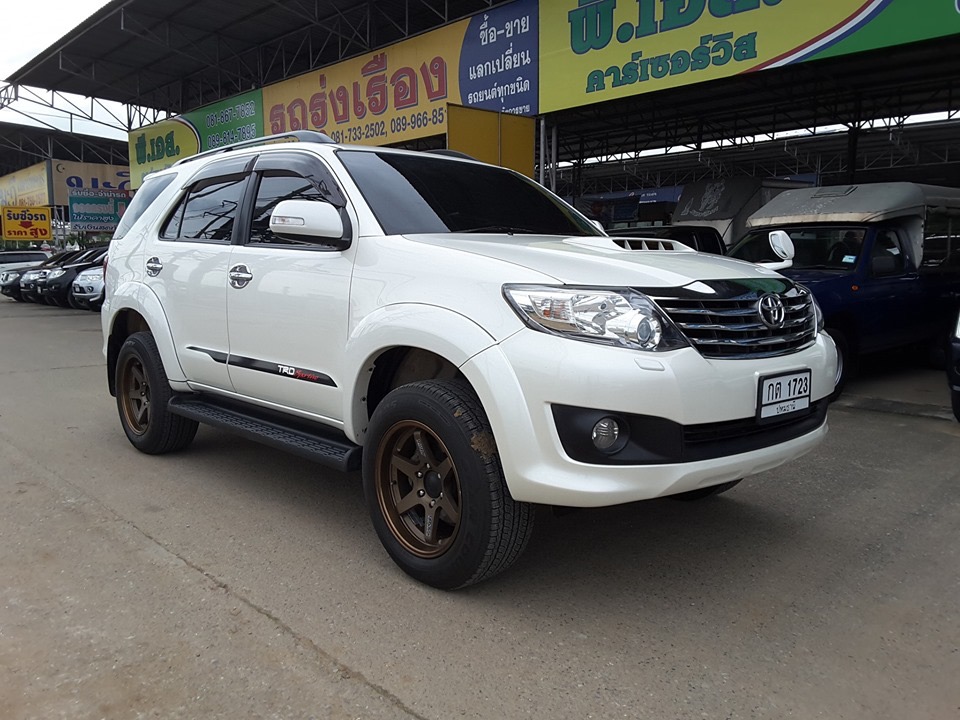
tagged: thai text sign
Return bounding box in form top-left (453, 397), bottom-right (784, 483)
top-left (127, 89), bottom-right (264, 188)
top-left (53, 162), bottom-right (130, 206)
top-left (0, 163), bottom-right (50, 206)
top-left (539, 0), bottom-right (960, 114)
top-left (126, 0), bottom-right (538, 177)
top-left (263, 0), bottom-right (538, 146)
top-left (2, 206), bottom-right (52, 242)
top-left (68, 189), bottom-right (130, 232)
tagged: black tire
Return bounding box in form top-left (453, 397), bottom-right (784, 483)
top-left (67, 292), bottom-right (83, 310)
top-left (952, 389), bottom-right (960, 424)
top-left (12, 294), bottom-right (25, 303)
top-left (115, 331), bottom-right (198, 454)
top-left (670, 479), bottom-right (741, 501)
top-left (826, 327), bottom-right (856, 401)
top-left (363, 379), bottom-right (534, 590)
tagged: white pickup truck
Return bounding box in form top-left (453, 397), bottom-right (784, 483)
top-left (102, 132), bottom-right (837, 589)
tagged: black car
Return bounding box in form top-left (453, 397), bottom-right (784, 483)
top-left (610, 224), bottom-right (726, 255)
top-left (36, 246), bottom-right (109, 307)
top-left (8, 250), bottom-right (84, 303)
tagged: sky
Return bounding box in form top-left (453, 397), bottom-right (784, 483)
top-left (0, 0), bottom-right (124, 139)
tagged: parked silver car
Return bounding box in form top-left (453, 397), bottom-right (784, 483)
top-left (71, 265), bottom-right (105, 311)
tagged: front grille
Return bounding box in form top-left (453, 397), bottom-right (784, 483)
top-left (650, 282), bottom-right (817, 359)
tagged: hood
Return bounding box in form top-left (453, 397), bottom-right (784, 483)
top-left (404, 234), bottom-right (786, 288)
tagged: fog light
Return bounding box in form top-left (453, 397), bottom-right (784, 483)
top-left (591, 417), bottom-right (620, 451)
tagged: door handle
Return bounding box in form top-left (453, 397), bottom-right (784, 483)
top-left (228, 264), bottom-right (254, 289)
top-left (145, 257), bottom-right (163, 276)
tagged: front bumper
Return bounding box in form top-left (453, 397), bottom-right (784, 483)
top-left (462, 329), bottom-right (836, 507)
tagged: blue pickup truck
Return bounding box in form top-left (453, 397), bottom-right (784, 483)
top-left (728, 182), bottom-right (960, 396)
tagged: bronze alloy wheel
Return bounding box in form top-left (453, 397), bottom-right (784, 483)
top-left (374, 420), bottom-right (463, 558)
top-left (118, 353), bottom-right (151, 436)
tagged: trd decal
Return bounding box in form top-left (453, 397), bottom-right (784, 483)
top-left (229, 354), bottom-right (336, 386)
top-left (187, 346), bottom-right (335, 386)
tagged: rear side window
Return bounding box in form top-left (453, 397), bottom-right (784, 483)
top-left (113, 174), bottom-right (176, 240)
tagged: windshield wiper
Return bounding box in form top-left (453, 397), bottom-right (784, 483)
top-left (460, 225), bottom-right (536, 235)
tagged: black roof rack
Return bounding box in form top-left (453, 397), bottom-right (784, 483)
top-left (425, 149), bottom-right (476, 161)
top-left (174, 131), bottom-right (335, 166)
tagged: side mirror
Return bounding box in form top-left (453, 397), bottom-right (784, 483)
top-left (759, 230), bottom-right (795, 270)
top-left (269, 200), bottom-right (347, 248)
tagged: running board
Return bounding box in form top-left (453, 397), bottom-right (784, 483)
top-left (168, 395), bottom-right (361, 472)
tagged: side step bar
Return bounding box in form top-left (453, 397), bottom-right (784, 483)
top-left (168, 395), bottom-right (362, 473)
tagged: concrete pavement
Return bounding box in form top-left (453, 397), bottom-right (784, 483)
top-left (1, 300), bottom-right (958, 720)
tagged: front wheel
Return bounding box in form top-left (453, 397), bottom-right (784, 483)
top-left (363, 380), bottom-right (534, 590)
top-left (826, 327), bottom-right (856, 401)
top-left (116, 332), bottom-right (198, 454)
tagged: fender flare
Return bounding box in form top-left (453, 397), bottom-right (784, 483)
top-left (341, 303), bottom-right (502, 442)
top-left (107, 281), bottom-right (187, 385)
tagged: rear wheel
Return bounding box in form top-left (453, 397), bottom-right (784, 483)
top-left (670, 479), bottom-right (741, 501)
top-left (363, 380), bottom-right (533, 589)
top-left (116, 332), bottom-right (198, 454)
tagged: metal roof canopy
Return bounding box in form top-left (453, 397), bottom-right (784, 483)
top-left (3, 1), bottom-right (960, 192)
top-left (0, 121), bottom-right (128, 178)
top-left (5, 0), bottom-right (503, 115)
top-left (564, 119), bottom-right (960, 197)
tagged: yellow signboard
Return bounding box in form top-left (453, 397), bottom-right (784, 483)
top-left (1, 206), bottom-right (52, 242)
top-left (127, 117), bottom-right (201, 188)
top-left (52, 161), bottom-right (130, 206)
top-left (539, 0), bottom-right (900, 113)
top-left (263, 21), bottom-right (468, 146)
top-left (0, 162), bottom-right (50, 207)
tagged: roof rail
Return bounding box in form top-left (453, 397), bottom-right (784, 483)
top-left (424, 149), bottom-right (477, 160)
top-left (173, 131), bottom-right (335, 166)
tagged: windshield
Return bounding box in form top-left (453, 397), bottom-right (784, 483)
top-left (337, 150), bottom-right (602, 237)
top-left (730, 226), bottom-right (866, 270)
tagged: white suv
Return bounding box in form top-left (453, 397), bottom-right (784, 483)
top-left (103, 132), bottom-right (837, 589)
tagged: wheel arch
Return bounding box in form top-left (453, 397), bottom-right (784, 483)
top-left (106, 286), bottom-right (186, 396)
top-left (342, 304), bottom-right (508, 444)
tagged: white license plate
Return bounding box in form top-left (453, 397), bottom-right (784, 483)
top-left (757, 370), bottom-right (811, 421)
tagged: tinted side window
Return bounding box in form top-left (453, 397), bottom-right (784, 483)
top-left (113, 174), bottom-right (176, 240)
top-left (247, 174), bottom-right (324, 246)
top-left (161, 176), bottom-right (247, 242)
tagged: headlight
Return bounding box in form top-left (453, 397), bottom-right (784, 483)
top-left (503, 285), bottom-right (688, 351)
top-left (46, 269), bottom-right (66, 279)
top-left (0, 272), bottom-right (13, 283)
top-left (21, 271), bottom-right (37, 281)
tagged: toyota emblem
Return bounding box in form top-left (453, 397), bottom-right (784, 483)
top-left (758, 294), bottom-right (786, 329)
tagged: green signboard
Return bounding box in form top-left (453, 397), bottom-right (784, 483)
top-left (128, 89), bottom-right (264, 188)
top-left (68, 189), bottom-right (129, 232)
top-left (539, 0), bottom-right (960, 113)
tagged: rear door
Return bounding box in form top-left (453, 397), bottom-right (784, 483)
top-left (142, 155), bottom-right (254, 391)
top-left (224, 151), bottom-right (354, 424)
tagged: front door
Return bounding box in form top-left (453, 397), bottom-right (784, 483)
top-left (225, 156), bottom-right (353, 424)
